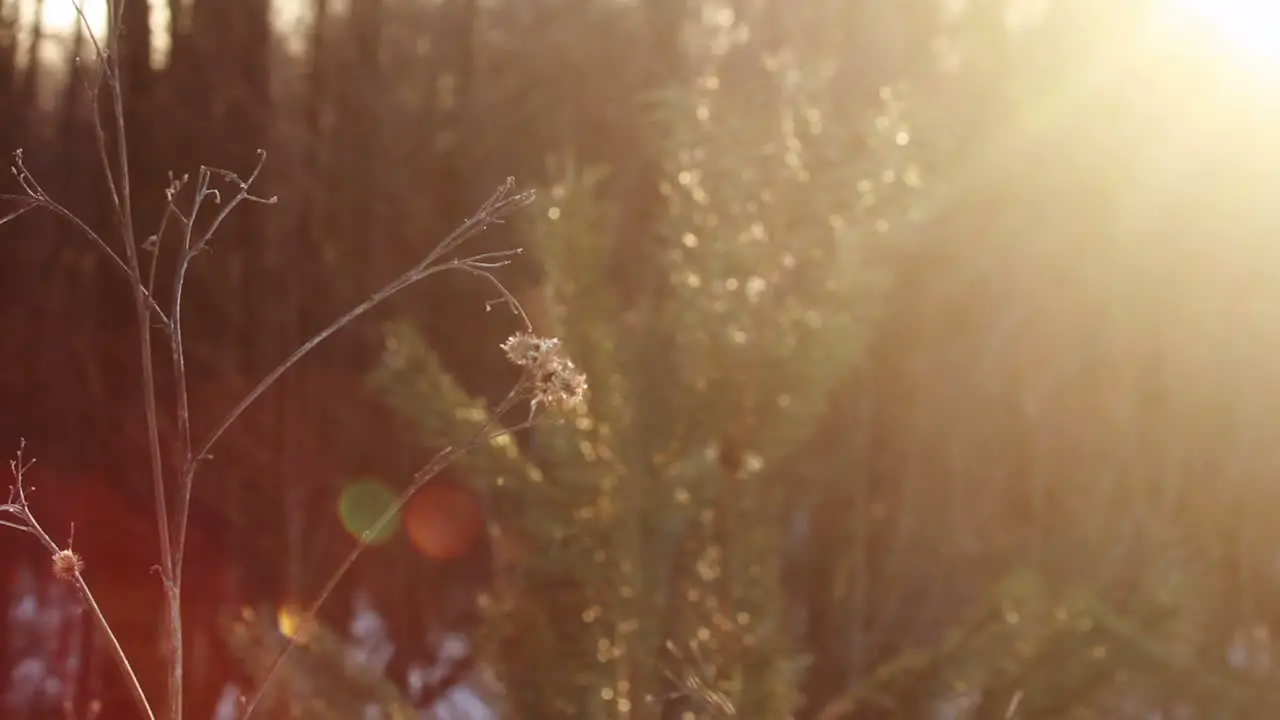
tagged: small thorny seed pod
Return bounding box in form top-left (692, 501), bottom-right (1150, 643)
top-left (51, 548), bottom-right (84, 580)
top-left (500, 332), bottom-right (588, 411)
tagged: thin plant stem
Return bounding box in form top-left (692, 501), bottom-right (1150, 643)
top-left (0, 180), bottom-right (169, 324)
top-left (169, 155), bottom-right (275, 588)
top-left (72, 2), bottom-right (183, 716)
top-left (4, 446), bottom-right (157, 720)
top-left (184, 180), bottom-right (532, 474)
top-left (7, 5), bottom-right (541, 719)
top-left (237, 395), bottom-right (532, 719)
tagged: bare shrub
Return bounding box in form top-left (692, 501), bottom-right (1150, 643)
top-left (0, 3), bottom-right (584, 719)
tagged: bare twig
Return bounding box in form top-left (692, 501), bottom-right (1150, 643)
top-left (3, 155), bottom-right (169, 324)
top-left (183, 178), bottom-right (533, 477)
top-left (68, 3), bottom-right (186, 717)
top-left (165, 153), bottom-right (278, 593)
top-left (237, 328), bottom-right (586, 716)
top-left (7, 148), bottom-right (534, 720)
top-left (237, 401), bottom-right (538, 719)
top-left (143, 173), bottom-right (187, 298)
top-left (0, 194), bottom-right (37, 225)
top-left (3, 442), bottom-right (157, 720)
top-left (7, 4), bottom-right (546, 720)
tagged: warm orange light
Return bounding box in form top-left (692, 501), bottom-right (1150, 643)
top-left (404, 481), bottom-right (485, 560)
top-left (276, 603), bottom-right (314, 643)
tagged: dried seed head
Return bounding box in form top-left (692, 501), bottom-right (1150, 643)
top-left (533, 356), bottom-right (588, 411)
top-left (51, 549), bottom-right (84, 580)
top-left (501, 332), bottom-right (588, 411)
top-left (500, 332), bottom-right (557, 369)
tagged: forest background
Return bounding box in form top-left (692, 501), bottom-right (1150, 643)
top-left (3, 0), bottom-right (1280, 718)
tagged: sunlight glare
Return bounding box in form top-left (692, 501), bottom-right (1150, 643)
top-left (39, 0), bottom-right (108, 35)
top-left (1172, 0), bottom-right (1280, 65)
top-left (276, 604), bottom-right (315, 643)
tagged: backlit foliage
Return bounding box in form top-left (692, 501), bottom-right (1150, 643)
top-left (369, 4), bottom-right (927, 718)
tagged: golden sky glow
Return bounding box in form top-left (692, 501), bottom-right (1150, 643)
top-left (37, 0), bottom-right (107, 35)
top-left (1171, 0), bottom-right (1280, 65)
top-left (25, 1), bottom-right (1280, 74)
top-left (27, 0), bottom-right (310, 63)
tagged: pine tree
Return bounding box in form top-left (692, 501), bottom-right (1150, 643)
top-left (367, 12), bottom-right (927, 717)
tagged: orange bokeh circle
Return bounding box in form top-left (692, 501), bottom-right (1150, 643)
top-left (403, 480), bottom-right (485, 560)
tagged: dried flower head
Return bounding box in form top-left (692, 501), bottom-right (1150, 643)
top-left (51, 548), bottom-right (84, 580)
top-left (534, 356), bottom-right (589, 411)
top-left (500, 332), bottom-right (555, 367)
top-left (501, 332), bottom-right (588, 411)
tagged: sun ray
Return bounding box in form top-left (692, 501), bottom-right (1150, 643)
top-left (1171, 0), bottom-right (1280, 65)
top-left (38, 0), bottom-right (109, 36)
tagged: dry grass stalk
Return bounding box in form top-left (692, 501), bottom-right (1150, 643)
top-left (0, 2), bottom-right (585, 719)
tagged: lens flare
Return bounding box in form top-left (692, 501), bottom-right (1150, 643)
top-left (337, 478), bottom-right (401, 545)
top-left (404, 481), bottom-right (484, 560)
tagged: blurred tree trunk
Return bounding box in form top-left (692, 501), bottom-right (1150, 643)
top-left (337, 0), bottom-right (385, 323)
top-left (19, 0), bottom-right (40, 109)
top-left (0, 0), bottom-right (14, 101)
top-left (0, 0), bottom-right (22, 294)
top-left (615, 0), bottom-right (686, 303)
top-left (117, 0), bottom-right (159, 238)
